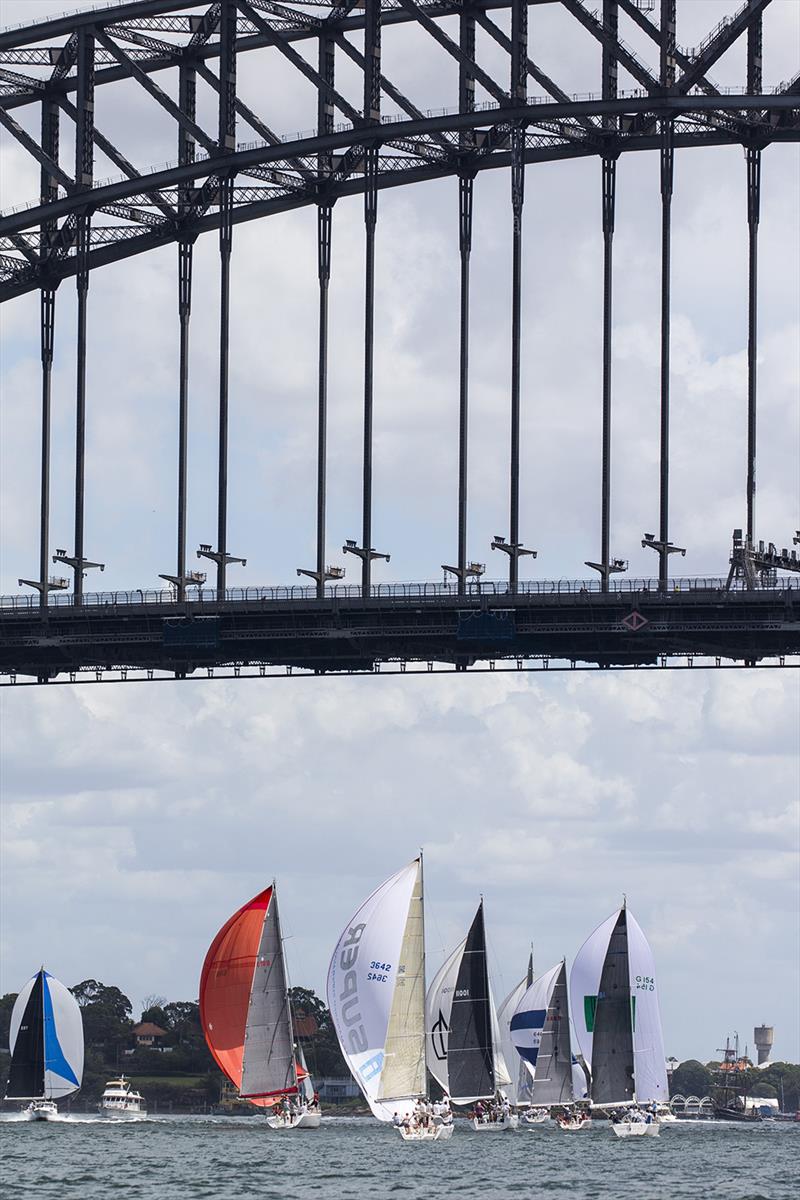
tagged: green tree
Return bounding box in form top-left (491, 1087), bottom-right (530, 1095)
top-left (71, 980), bottom-right (133, 1057)
top-left (670, 1059), bottom-right (712, 1097)
top-left (0, 994), bottom-right (17, 1050)
top-left (162, 1001), bottom-right (202, 1046)
top-left (289, 987), bottom-right (347, 1078)
top-left (140, 1005), bottom-right (171, 1032)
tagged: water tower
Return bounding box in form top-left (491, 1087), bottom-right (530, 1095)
top-left (754, 1025), bottom-right (774, 1066)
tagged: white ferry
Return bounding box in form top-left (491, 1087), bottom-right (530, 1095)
top-left (98, 1077), bottom-right (147, 1119)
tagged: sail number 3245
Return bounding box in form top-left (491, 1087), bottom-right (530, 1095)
top-left (367, 961), bottom-right (392, 982)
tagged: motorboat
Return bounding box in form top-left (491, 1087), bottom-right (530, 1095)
top-left (98, 1077), bottom-right (146, 1119)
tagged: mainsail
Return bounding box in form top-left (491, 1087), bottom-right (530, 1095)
top-left (200, 884), bottom-right (298, 1106)
top-left (511, 960), bottom-right (574, 1106)
top-left (327, 859), bottom-right (426, 1122)
top-left (425, 900), bottom-right (511, 1105)
top-left (569, 903), bottom-right (668, 1106)
top-left (6, 969), bottom-right (84, 1101)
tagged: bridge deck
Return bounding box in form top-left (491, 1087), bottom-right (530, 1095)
top-left (2, 579), bottom-right (797, 681)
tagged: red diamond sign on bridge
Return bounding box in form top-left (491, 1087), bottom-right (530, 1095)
top-left (621, 610), bottom-right (649, 632)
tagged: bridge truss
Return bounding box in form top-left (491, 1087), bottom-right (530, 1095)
top-left (0, 0), bottom-right (798, 682)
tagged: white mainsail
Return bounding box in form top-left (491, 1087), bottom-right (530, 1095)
top-left (569, 904), bottom-right (668, 1105)
top-left (327, 859), bottom-right (425, 1122)
top-left (240, 887), bottom-right (296, 1099)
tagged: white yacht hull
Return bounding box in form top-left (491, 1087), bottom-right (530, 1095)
top-left (25, 1101), bottom-right (58, 1121)
top-left (99, 1105), bottom-right (146, 1120)
top-left (266, 1108), bottom-right (321, 1130)
top-left (612, 1121), bottom-right (660, 1138)
top-left (399, 1122), bottom-right (454, 1141)
top-left (558, 1118), bottom-right (592, 1132)
top-left (470, 1114), bottom-right (518, 1132)
top-left (522, 1111), bottom-right (550, 1125)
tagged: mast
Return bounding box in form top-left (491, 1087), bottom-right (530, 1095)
top-left (419, 850), bottom-right (427, 1101)
top-left (274, 882), bottom-right (299, 1095)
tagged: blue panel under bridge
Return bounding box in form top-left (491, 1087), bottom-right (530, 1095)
top-left (162, 617), bottom-right (220, 649)
top-left (456, 610), bottom-right (516, 642)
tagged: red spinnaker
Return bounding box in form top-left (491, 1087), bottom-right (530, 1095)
top-left (199, 886), bottom-right (273, 1107)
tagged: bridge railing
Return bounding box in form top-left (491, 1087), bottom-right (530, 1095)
top-left (1, 576), bottom-right (798, 612)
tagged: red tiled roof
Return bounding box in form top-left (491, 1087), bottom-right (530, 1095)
top-left (132, 1022), bottom-right (167, 1037)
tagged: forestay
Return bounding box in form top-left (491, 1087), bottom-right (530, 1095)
top-left (327, 859), bottom-right (425, 1122)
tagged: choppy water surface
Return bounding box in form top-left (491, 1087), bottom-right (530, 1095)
top-left (1, 1114), bottom-right (796, 1200)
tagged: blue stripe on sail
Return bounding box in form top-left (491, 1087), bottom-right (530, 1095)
top-left (42, 973), bottom-right (80, 1087)
top-left (510, 1008), bottom-right (546, 1032)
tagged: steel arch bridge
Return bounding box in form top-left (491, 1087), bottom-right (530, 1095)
top-left (0, 0), bottom-right (798, 683)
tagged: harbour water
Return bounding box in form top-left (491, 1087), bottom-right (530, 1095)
top-left (1, 1114), bottom-right (796, 1200)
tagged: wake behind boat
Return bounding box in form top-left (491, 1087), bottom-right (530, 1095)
top-left (5, 968), bottom-right (84, 1121)
top-left (200, 882), bottom-right (321, 1131)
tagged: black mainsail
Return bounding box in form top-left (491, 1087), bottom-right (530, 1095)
top-left (590, 908), bottom-right (635, 1105)
top-left (6, 971), bottom-right (45, 1100)
top-left (447, 902), bottom-right (494, 1102)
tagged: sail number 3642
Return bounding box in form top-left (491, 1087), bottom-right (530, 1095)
top-left (367, 961), bottom-right (392, 982)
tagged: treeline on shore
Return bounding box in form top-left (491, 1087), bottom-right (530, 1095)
top-left (2, 981), bottom-right (798, 1113)
top-left (668, 1059), bottom-right (800, 1111)
top-left (0, 980), bottom-right (349, 1111)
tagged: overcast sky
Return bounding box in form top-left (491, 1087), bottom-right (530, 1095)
top-left (0, 0), bottom-right (798, 1065)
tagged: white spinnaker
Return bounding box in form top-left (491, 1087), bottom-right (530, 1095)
top-left (626, 910), bottom-right (668, 1103)
top-left (9, 976), bottom-right (35, 1056)
top-left (327, 860), bottom-right (421, 1122)
top-left (489, 980), bottom-right (512, 1090)
top-left (424, 936), bottom-right (466, 1096)
top-left (510, 962), bottom-right (561, 1073)
top-left (497, 978), bottom-right (533, 1105)
top-left (240, 890), bottom-right (295, 1099)
top-left (42, 973), bottom-right (84, 1099)
top-left (568, 909), bottom-right (619, 1072)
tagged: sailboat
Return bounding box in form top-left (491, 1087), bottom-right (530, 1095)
top-left (199, 883), bottom-right (321, 1130)
top-left (497, 953), bottom-right (536, 1116)
top-left (425, 900), bottom-right (516, 1131)
top-left (569, 901), bottom-right (667, 1137)
top-left (327, 856), bottom-right (453, 1140)
top-left (510, 959), bottom-right (591, 1129)
top-left (5, 968), bottom-right (84, 1121)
